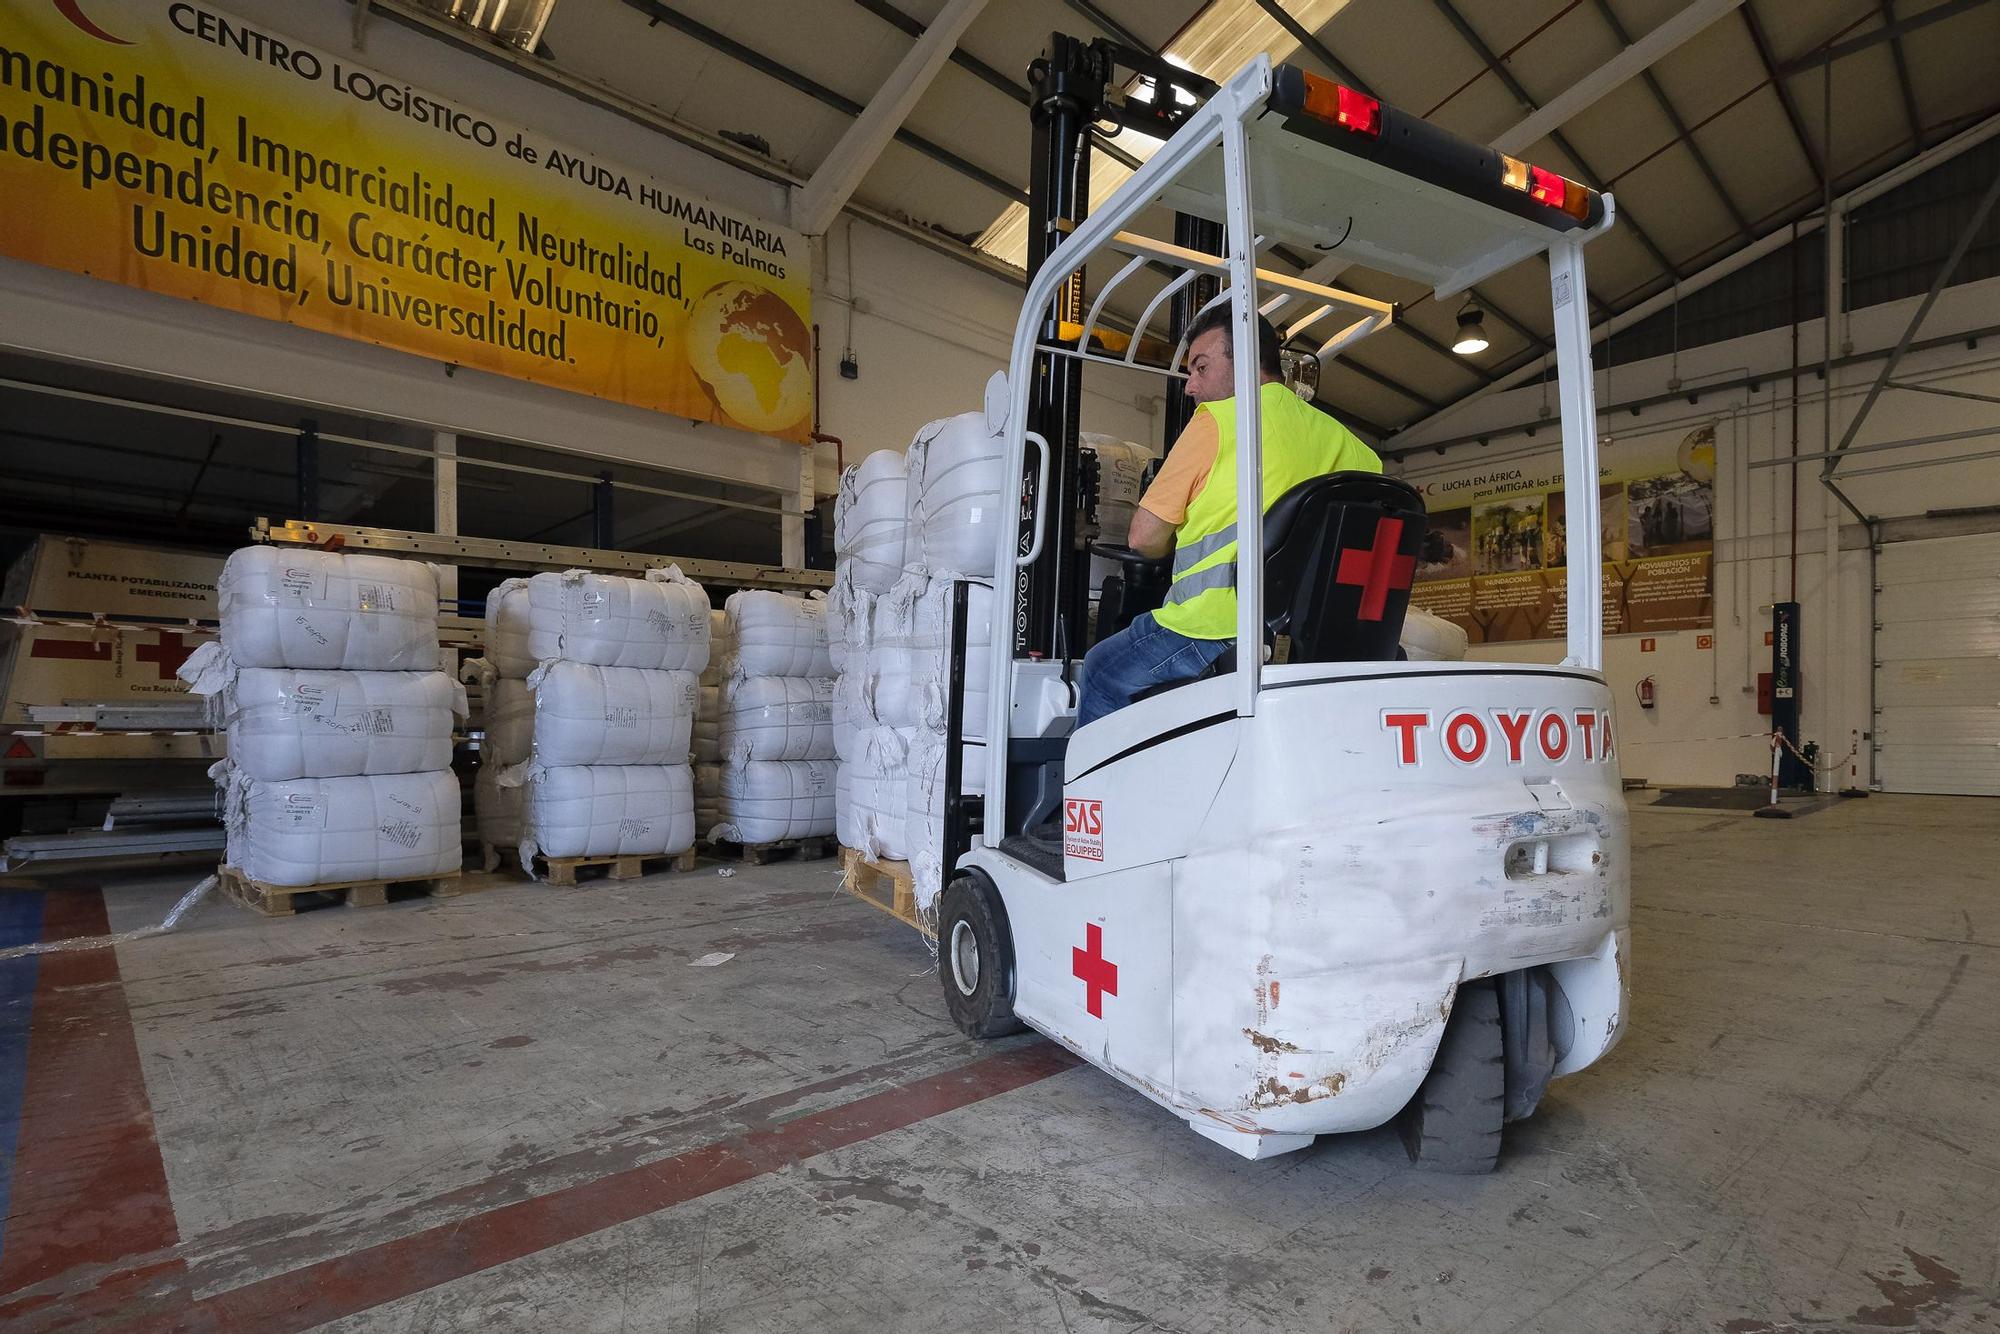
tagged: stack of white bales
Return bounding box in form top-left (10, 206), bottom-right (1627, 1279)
top-left (184, 548), bottom-right (464, 887)
top-left (693, 607), bottom-right (732, 837)
top-left (475, 568), bottom-right (709, 874)
top-left (829, 448), bottom-right (915, 861)
top-left (898, 412), bottom-right (1008, 911)
top-left (710, 591), bottom-right (837, 844)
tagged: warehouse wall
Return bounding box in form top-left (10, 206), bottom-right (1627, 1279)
top-left (1388, 272), bottom-right (2000, 790)
top-left (0, 0), bottom-right (1155, 512)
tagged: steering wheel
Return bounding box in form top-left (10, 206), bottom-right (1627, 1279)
top-left (1088, 542), bottom-right (1168, 570)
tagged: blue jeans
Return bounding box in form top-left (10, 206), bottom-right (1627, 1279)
top-left (1076, 612), bottom-right (1231, 728)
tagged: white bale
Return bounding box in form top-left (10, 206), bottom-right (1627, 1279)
top-left (518, 763), bottom-right (696, 863)
top-left (693, 684), bottom-right (722, 763)
top-left (214, 665), bottom-right (461, 781)
top-left (486, 677), bottom-right (536, 766)
top-left (519, 662), bottom-right (698, 767)
top-left (717, 675), bottom-right (835, 762)
top-left (908, 576), bottom-right (994, 738)
top-left (724, 590), bottom-right (833, 678)
top-left (908, 412), bottom-right (1007, 577)
top-left (906, 727), bottom-right (986, 911)
top-left (474, 764), bottom-right (524, 854)
top-left (221, 766), bottom-right (461, 887)
top-left (849, 726), bottom-right (914, 862)
top-left (861, 573), bottom-right (923, 730)
top-left (832, 669), bottom-right (865, 764)
top-left (1401, 606), bottom-right (1471, 662)
top-left (712, 759), bottom-right (836, 843)
top-left (219, 547), bottom-right (440, 671)
top-left (824, 568), bottom-right (875, 674)
top-left (491, 568), bottom-right (710, 674)
top-left (699, 609), bottom-right (733, 687)
top-left (834, 450), bottom-right (910, 593)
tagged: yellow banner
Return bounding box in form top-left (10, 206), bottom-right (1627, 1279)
top-left (0, 2), bottom-right (815, 441)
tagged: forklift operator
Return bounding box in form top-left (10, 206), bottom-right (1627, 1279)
top-left (1075, 307), bottom-right (1382, 727)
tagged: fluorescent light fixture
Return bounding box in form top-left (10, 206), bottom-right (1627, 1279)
top-left (417, 0), bottom-right (557, 52)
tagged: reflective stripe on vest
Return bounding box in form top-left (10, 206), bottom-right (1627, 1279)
top-left (1153, 383), bottom-right (1383, 641)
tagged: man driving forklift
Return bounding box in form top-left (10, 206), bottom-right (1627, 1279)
top-left (1074, 306), bottom-right (1383, 725)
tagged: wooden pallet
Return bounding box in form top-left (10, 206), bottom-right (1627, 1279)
top-left (219, 864), bottom-right (468, 918)
top-left (484, 845), bottom-right (700, 886)
top-left (839, 847), bottom-right (934, 939)
top-left (707, 835), bottom-right (837, 867)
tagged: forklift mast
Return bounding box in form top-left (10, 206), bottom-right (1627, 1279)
top-left (1016, 34), bottom-right (1218, 663)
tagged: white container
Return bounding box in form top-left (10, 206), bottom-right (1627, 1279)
top-left (222, 766), bottom-right (462, 887)
top-left (861, 577), bottom-right (922, 730)
top-left (724, 590), bottom-right (833, 678)
top-left (835, 450), bottom-right (910, 593)
top-left (909, 412), bottom-right (1007, 577)
top-left (717, 675), bottom-right (835, 762)
top-left (518, 763), bottom-right (696, 863)
top-left (848, 726), bottom-right (914, 862)
top-left (518, 662), bottom-right (698, 767)
top-left (217, 666), bottom-right (460, 781)
top-left (490, 568), bottom-right (710, 675)
top-left (712, 758), bottom-right (836, 843)
top-left (219, 547), bottom-right (440, 671)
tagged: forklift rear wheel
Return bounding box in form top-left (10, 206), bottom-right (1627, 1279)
top-left (938, 872), bottom-right (1025, 1039)
top-left (1398, 978), bottom-right (1505, 1174)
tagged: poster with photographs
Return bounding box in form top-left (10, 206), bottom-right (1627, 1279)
top-left (1407, 423), bottom-right (1716, 645)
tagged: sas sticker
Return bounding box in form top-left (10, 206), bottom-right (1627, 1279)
top-left (1063, 798), bottom-right (1103, 862)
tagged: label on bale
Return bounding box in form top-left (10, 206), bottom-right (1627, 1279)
top-left (618, 818), bottom-right (653, 839)
top-left (356, 584), bottom-right (397, 613)
top-left (379, 818), bottom-right (422, 850)
top-left (281, 793), bottom-right (325, 830)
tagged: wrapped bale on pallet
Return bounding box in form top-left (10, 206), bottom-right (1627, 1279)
top-left (471, 567), bottom-right (709, 875)
top-left (187, 548), bottom-right (464, 892)
top-left (693, 608), bottom-right (731, 832)
top-left (904, 577), bottom-right (994, 912)
top-left (709, 590), bottom-right (836, 846)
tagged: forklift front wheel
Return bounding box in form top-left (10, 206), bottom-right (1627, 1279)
top-left (1397, 977), bottom-right (1505, 1174)
top-left (938, 872), bottom-right (1026, 1039)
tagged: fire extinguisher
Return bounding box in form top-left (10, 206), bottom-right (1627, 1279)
top-left (1636, 676), bottom-right (1656, 710)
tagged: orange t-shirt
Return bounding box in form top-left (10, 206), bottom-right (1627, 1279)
top-left (1135, 411), bottom-right (1219, 526)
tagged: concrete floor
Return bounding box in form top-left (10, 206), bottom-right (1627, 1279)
top-left (0, 794), bottom-right (1996, 1331)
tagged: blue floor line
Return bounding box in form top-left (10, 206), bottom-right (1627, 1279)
top-left (0, 891), bottom-right (48, 1274)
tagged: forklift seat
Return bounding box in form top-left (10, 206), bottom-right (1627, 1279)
top-left (1259, 470), bottom-right (1427, 663)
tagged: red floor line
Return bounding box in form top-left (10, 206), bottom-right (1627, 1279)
top-left (0, 887), bottom-right (182, 1297)
top-left (161, 1041), bottom-right (1078, 1333)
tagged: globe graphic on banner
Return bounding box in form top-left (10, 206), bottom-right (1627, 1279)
top-left (685, 281), bottom-right (813, 434)
top-left (1677, 423), bottom-right (1717, 483)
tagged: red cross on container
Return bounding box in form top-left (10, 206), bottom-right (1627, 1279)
top-left (135, 631), bottom-right (199, 681)
top-left (1072, 922), bottom-right (1118, 1018)
top-left (1335, 516), bottom-right (1417, 622)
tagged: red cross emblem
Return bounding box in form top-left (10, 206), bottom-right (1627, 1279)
top-left (1071, 922), bottom-right (1118, 1019)
top-left (1335, 516), bottom-right (1417, 622)
top-left (135, 631), bottom-right (199, 681)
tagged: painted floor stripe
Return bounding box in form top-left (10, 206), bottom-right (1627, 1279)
top-left (165, 1041), bottom-right (1079, 1333)
top-left (0, 890), bottom-right (46, 1270)
top-left (0, 888), bottom-right (181, 1296)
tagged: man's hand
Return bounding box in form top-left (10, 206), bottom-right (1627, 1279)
top-left (1127, 507), bottom-right (1176, 560)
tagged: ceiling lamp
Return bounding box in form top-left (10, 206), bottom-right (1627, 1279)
top-left (417, 0), bottom-right (557, 52)
top-left (1452, 301), bottom-right (1490, 356)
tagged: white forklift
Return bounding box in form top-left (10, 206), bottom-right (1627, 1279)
top-left (930, 38), bottom-right (1630, 1168)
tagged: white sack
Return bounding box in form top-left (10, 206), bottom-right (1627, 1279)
top-left (835, 761), bottom-right (861, 852)
top-left (908, 577), bottom-right (994, 739)
top-left (214, 664), bottom-right (460, 781)
top-left (693, 684), bottom-right (722, 763)
top-left (824, 568), bottom-right (874, 674)
top-left (222, 766), bottom-right (461, 887)
top-left (219, 547), bottom-right (440, 671)
top-left (1401, 606), bottom-right (1471, 662)
top-left (834, 449), bottom-right (909, 593)
top-left (694, 761), bottom-right (722, 835)
top-left (849, 726), bottom-right (914, 862)
top-left (906, 728), bottom-right (986, 912)
top-left (723, 590), bottom-right (833, 678)
top-left (519, 662), bottom-right (698, 767)
top-left (711, 759), bottom-right (836, 843)
top-left (519, 763), bottom-right (696, 864)
top-left (474, 764), bottom-right (525, 856)
top-left (861, 574), bottom-right (923, 730)
top-left (699, 609), bottom-right (733, 687)
top-left (493, 567), bottom-right (710, 674)
top-left (486, 677), bottom-right (536, 766)
top-left (909, 412), bottom-right (1007, 578)
top-left (832, 669), bottom-right (866, 763)
top-left (716, 675), bottom-right (835, 762)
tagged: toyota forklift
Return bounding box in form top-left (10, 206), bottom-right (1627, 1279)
top-left (929, 38), bottom-right (1630, 1167)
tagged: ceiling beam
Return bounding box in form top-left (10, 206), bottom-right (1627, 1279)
top-left (1879, 0), bottom-right (1925, 152)
top-left (1739, 2), bottom-right (1825, 186)
top-left (1579, 0), bottom-right (1754, 241)
top-left (792, 0), bottom-right (989, 235)
top-left (622, 0), bottom-right (1025, 205)
top-left (1497, 0), bottom-right (1742, 155)
top-left (1426, 0), bottom-right (1683, 283)
top-left (1251, 0), bottom-right (1370, 90)
top-left (1778, 0), bottom-right (1993, 74)
top-left (1062, 0), bottom-right (1151, 53)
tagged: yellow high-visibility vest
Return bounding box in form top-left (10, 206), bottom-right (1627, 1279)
top-left (1152, 382), bottom-right (1382, 640)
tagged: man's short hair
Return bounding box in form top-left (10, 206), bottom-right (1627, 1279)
top-left (1186, 304), bottom-right (1283, 378)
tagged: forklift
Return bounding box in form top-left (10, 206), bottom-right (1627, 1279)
top-left (929, 38), bottom-right (1630, 1167)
